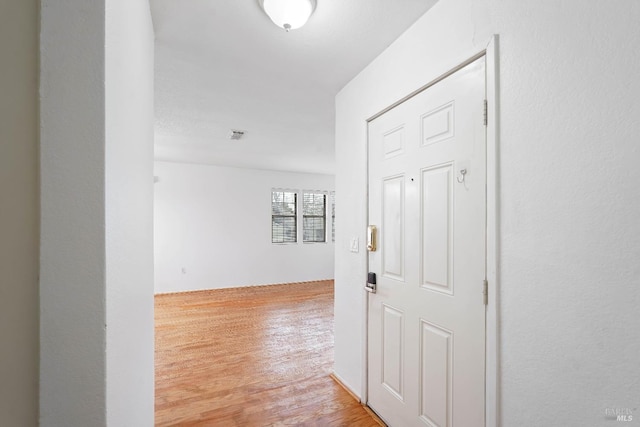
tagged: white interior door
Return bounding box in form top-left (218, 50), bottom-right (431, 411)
top-left (367, 57), bottom-right (487, 427)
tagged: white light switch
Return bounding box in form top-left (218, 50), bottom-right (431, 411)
top-left (350, 237), bottom-right (359, 253)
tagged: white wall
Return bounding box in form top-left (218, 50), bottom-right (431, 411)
top-left (0, 0), bottom-right (39, 425)
top-left (105, 1), bottom-right (155, 425)
top-left (154, 161), bottom-right (335, 293)
top-left (334, 0), bottom-right (493, 402)
top-left (334, 1), bottom-right (640, 425)
top-left (41, 0), bottom-right (155, 425)
top-left (40, 1), bottom-right (107, 423)
top-left (494, 3), bottom-right (640, 424)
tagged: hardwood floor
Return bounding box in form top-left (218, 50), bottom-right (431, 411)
top-left (155, 280), bottom-right (383, 426)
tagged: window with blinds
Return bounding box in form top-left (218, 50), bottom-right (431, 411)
top-left (303, 192), bottom-right (326, 243)
top-left (330, 191), bottom-right (335, 242)
top-left (272, 190), bottom-right (297, 243)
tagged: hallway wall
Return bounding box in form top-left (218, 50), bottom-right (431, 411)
top-left (334, 1), bottom-right (640, 425)
top-left (40, 0), bottom-right (155, 425)
top-left (105, 1), bottom-right (156, 424)
top-left (0, 1), bottom-right (39, 425)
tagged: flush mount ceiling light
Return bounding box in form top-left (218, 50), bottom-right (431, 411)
top-left (259, 0), bottom-right (317, 32)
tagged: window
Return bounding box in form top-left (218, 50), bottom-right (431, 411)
top-left (303, 192), bottom-right (326, 243)
top-left (330, 191), bottom-right (335, 242)
top-left (272, 190), bottom-right (297, 243)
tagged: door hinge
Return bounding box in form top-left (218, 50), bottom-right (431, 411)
top-left (482, 279), bottom-right (488, 305)
top-left (483, 100), bottom-right (488, 126)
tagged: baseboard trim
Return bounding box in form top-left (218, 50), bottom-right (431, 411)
top-left (330, 373), bottom-right (386, 426)
top-left (363, 405), bottom-right (387, 427)
top-left (330, 373), bottom-right (360, 402)
top-left (154, 279), bottom-right (334, 297)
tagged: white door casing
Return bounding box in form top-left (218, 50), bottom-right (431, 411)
top-left (367, 57), bottom-right (487, 427)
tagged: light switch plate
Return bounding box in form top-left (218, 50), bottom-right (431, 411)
top-left (350, 237), bottom-right (359, 253)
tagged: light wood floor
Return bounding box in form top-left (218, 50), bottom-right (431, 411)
top-left (155, 280), bottom-right (382, 426)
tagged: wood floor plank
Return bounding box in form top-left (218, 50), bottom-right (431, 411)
top-left (155, 280), bottom-right (382, 426)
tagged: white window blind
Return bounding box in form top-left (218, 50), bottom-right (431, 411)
top-left (272, 190), bottom-right (297, 243)
top-left (303, 192), bottom-right (326, 243)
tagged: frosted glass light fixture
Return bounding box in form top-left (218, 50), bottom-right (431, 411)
top-left (259, 0), bottom-right (316, 32)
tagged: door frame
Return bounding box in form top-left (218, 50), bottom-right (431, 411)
top-left (362, 35), bottom-right (500, 427)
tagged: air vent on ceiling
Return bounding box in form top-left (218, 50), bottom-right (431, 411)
top-left (228, 129), bottom-right (246, 140)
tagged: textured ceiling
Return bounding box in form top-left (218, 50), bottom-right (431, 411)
top-left (151, 0), bottom-right (438, 174)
